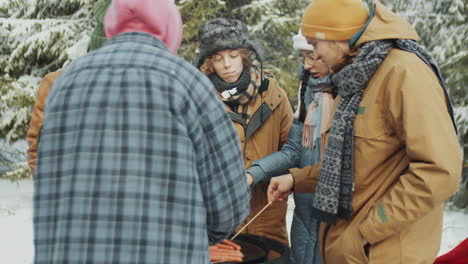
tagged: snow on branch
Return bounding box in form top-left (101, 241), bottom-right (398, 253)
top-left (0, 18), bottom-right (92, 77)
top-left (0, 75), bottom-right (41, 142)
top-left (1, 0), bottom-right (94, 19)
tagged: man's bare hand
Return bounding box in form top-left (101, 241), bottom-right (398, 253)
top-left (267, 174), bottom-right (294, 202)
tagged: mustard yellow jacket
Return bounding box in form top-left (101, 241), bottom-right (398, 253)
top-left (26, 69), bottom-right (63, 174)
top-left (291, 2), bottom-right (462, 263)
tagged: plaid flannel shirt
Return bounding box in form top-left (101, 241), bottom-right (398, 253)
top-left (34, 32), bottom-right (250, 264)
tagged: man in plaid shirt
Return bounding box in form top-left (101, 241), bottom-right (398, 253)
top-left (33, 0), bottom-right (250, 263)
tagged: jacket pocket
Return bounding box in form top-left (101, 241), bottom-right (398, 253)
top-left (367, 232), bottom-right (401, 264)
top-left (353, 230), bottom-right (370, 264)
top-left (354, 103), bottom-right (390, 139)
top-left (327, 225), bottom-right (369, 264)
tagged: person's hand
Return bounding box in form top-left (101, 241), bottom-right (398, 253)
top-left (267, 174), bottom-right (294, 202)
top-left (209, 239), bottom-right (243, 262)
top-left (246, 173), bottom-right (253, 186)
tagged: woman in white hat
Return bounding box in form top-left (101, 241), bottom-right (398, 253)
top-left (247, 30), bottom-right (336, 264)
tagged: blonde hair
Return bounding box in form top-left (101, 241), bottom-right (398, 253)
top-left (200, 48), bottom-right (254, 75)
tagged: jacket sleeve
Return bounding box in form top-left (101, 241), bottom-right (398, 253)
top-left (248, 120), bottom-right (302, 185)
top-left (289, 162), bottom-right (321, 193)
top-left (26, 70), bottom-right (62, 174)
top-left (194, 78), bottom-right (251, 245)
top-left (359, 61), bottom-right (462, 245)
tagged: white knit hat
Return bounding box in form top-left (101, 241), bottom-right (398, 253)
top-left (292, 29), bottom-right (313, 51)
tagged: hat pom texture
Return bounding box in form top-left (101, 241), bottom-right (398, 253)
top-left (292, 29), bottom-right (314, 51)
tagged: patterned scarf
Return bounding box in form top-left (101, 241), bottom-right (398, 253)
top-left (302, 77), bottom-right (335, 149)
top-left (311, 40), bottom-right (393, 224)
top-left (210, 66), bottom-right (262, 123)
top-left (311, 38), bottom-right (453, 225)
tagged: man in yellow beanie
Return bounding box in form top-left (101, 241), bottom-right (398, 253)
top-left (268, 0), bottom-right (462, 263)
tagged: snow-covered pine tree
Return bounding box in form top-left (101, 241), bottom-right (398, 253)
top-left (236, 0), bottom-right (310, 104)
top-left (0, 0), bottom-right (97, 180)
top-left (177, 0), bottom-right (226, 61)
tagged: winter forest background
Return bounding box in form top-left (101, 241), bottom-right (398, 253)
top-left (0, 0), bottom-right (467, 208)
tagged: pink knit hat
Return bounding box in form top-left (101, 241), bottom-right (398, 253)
top-left (104, 0), bottom-right (183, 54)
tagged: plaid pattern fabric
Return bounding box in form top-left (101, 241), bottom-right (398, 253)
top-left (34, 32), bottom-right (250, 264)
top-left (225, 67), bottom-right (262, 124)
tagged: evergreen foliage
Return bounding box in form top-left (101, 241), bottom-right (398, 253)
top-left (0, 75), bottom-right (40, 142)
top-left (177, 0), bottom-right (226, 62)
top-left (0, 0), bottom-right (97, 179)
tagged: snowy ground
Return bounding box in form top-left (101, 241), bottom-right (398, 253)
top-left (1, 179), bottom-right (467, 263)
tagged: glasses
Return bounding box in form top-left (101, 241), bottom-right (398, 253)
top-left (297, 53), bottom-right (317, 65)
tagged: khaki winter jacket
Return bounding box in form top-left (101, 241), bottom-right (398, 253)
top-left (290, 1), bottom-right (462, 263)
top-left (224, 72), bottom-right (294, 246)
top-left (26, 69), bottom-right (63, 174)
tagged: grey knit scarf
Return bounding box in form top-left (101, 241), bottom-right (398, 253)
top-left (311, 40), bottom-right (393, 224)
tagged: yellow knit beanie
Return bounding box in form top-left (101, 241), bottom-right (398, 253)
top-left (301, 0), bottom-right (369, 41)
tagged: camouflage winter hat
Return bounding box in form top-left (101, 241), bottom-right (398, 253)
top-left (193, 18), bottom-right (265, 68)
